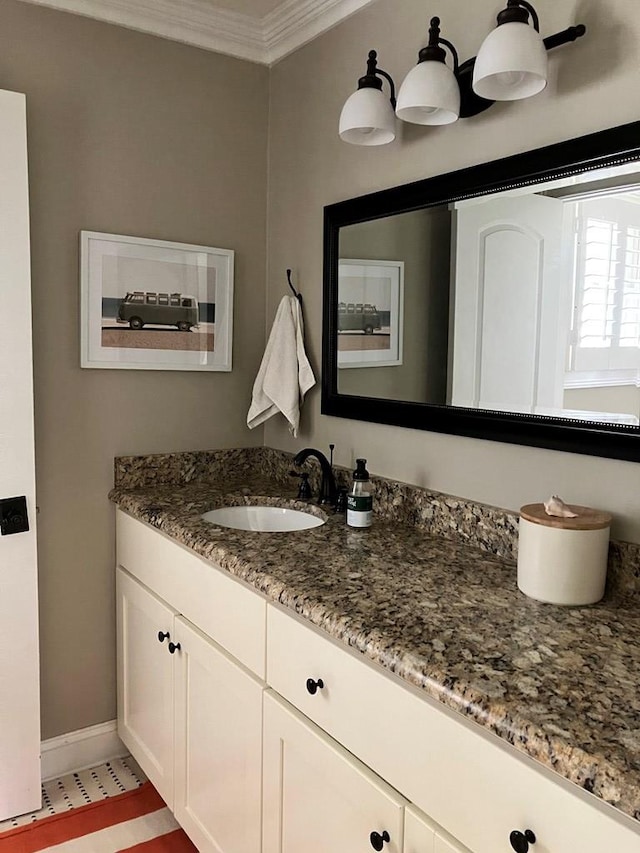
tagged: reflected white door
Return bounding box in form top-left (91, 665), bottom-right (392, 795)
top-left (451, 194), bottom-right (568, 413)
top-left (0, 90), bottom-right (41, 820)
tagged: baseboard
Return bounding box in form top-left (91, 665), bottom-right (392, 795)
top-left (41, 720), bottom-right (128, 781)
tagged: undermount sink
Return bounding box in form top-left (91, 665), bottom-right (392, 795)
top-left (201, 505), bottom-right (325, 532)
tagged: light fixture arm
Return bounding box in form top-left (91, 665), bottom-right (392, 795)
top-left (358, 50), bottom-right (397, 109)
top-left (501, 0), bottom-right (540, 32)
top-left (375, 68), bottom-right (397, 109)
top-left (543, 24), bottom-right (587, 51)
top-left (437, 37), bottom-right (460, 75)
top-left (417, 17), bottom-right (459, 74)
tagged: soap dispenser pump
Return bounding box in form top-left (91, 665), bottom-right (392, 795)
top-left (347, 458), bottom-right (372, 528)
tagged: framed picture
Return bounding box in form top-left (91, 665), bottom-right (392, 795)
top-left (80, 231), bottom-right (234, 370)
top-left (337, 259), bottom-right (404, 369)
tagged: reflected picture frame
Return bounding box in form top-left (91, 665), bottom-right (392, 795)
top-left (80, 231), bottom-right (234, 371)
top-left (337, 259), bottom-right (404, 369)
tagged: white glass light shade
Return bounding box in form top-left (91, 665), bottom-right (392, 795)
top-left (339, 87), bottom-right (396, 146)
top-left (473, 21), bottom-right (547, 101)
top-left (396, 60), bottom-right (460, 126)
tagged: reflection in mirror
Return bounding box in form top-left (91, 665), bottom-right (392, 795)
top-left (338, 208), bottom-right (450, 404)
top-left (335, 161), bottom-right (640, 427)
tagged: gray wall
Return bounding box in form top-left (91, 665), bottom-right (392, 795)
top-left (0, 0), bottom-right (268, 738)
top-left (265, 0), bottom-right (640, 543)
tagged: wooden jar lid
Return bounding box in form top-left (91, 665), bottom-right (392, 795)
top-left (520, 503), bottom-right (612, 531)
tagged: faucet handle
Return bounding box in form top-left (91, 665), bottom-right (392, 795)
top-left (289, 470), bottom-right (312, 500)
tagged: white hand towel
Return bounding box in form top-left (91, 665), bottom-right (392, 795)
top-left (247, 295), bottom-right (315, 437)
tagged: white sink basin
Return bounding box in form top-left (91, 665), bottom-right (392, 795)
top-left (201, 505), bottom-right (325, 532)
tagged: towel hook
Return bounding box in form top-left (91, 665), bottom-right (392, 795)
top-left (287, 269), bottom-right (303, 306)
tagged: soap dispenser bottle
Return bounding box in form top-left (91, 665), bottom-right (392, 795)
top-left (347, 459), bottom-right (372, 528)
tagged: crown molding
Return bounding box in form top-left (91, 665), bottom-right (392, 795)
top-left (17, 0), bottom-right (378, 64)
top-left (264, 0), bottom-right (376, 64)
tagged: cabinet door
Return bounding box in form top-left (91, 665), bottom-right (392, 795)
top-left (404, 806), bottom-right (435, 852)
top-left (404, 805), bottom-right (471, 853)
top-left (174, 616), bottom-right (263, 853)
top-left (116, 568), bottom-right (175, 806)
top-left (263, 690), bottom-right (405, 853)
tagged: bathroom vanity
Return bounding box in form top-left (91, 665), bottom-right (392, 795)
top-left (111, 449), bottom-right (640, 853)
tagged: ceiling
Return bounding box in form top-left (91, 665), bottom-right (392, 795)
top-left (19, 0), bottom-right (377, 65)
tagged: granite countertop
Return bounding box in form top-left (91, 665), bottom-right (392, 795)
top-left (110, 467), bottom-right (640, 826)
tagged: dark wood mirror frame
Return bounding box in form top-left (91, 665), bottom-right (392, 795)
top-left (322, 121), bottom-right (640, 463)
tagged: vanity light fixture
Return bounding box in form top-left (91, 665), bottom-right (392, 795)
top-left (395, 17), bottom-right (460, 126)
top-left (339, 2), bottom-right (586, 145)
top-left (338, 50), bottom-right (397, 146)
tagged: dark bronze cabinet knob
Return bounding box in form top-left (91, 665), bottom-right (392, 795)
top-left (157, 631), bottom-right (170, 643)
top-left (306, 678), bottom-right (324, 695)
top-left (370, 830), bottom-right (390, 850)
top-left (510, 829), bottom-right (536, 852)
top-left (168, 641), bottom-right (181, 654)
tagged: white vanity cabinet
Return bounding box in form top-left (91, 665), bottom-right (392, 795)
top-left (263, 690), bottom-right (405, 853)
top-left (116, 509), bottom-right (640, 853)
top-left (116, 511), bottom-right (266, 853)
top-left (266, 603), bottom-right (640, 853)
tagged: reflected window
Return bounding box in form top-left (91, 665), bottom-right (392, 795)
top-left (573, 198), bottom-right (640, 372)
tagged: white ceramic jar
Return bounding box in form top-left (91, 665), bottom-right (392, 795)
top-left (517, 503), bottom-right (612, 606)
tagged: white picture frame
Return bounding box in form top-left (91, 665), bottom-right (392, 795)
top-left (80, 231), bottom-right (234, 371)
top-left (337, 259), bottom-right (404, 369)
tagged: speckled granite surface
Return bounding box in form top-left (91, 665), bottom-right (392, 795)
top-left (115, 447), bottom-right (522, 559)
top-left (111, 449), bottom-right (640, 826)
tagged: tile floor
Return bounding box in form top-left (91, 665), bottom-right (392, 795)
top-left (0, 756), bottom-right (147, 832)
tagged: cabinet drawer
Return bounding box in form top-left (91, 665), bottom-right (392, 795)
top-left (267, 604), bottom-right (640, 853)
top-left (116, 510), bottom-right (266, 678)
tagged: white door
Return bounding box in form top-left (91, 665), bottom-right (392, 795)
top-left (116, 568), bottom-right (175, 806)
top-left (173, 616), bottom-right (263, 853)
top-left (0, 89), bottom-right (41, 822)
top-left (450, 194), bottom-right (568, 414)
top-left (263, 691), bottom-right (405, 853)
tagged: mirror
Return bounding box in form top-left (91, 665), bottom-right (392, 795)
top-left (322, 121), bottom-right (640, 462)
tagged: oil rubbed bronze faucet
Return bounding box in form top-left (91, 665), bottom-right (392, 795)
top-left (292, 447), bottom-right (337, 506)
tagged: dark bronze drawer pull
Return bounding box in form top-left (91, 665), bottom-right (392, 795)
top-left (510, 829), bottom-right (536, 853)
top-left (370, 830), bottom-right (390, 850)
